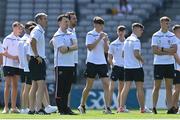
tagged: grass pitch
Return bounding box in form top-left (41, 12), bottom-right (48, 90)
top-left (0, 109), bottom-right (179, 119)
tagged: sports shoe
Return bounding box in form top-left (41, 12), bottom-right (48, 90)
top-left (167, 107), bottom-right (177, 114)
top-left (78, 105), bottom-right (86, 114)
top-left (35, 109), bottom-right (50, 115)
top-left (117, 107), bottom-right (129, 113)
top-left (21, 108), bottom-right (29, 114)
top-left (45, 105), bottom-right (57, 113)
top-left (28, 110), bottom-right (35, 115)
top-left (140, 107), bottom-right (152, 113)
top-left (103, 107), bottom-right (114, 114)
top-left (177, 108), bottom-right (180, 114)
top-left (152, 107), bottom-right (157, 114)
top-left (10, 107), bottom-right (20, 113)
top-left (2, 108), bottom-right (9, 114)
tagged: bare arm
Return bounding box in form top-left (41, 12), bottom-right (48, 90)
top-left (87, 38), bottom-right (101, 51)
top-left (30, 38), bottom-right (39, 56)
top-left (174, 53), bottom-right (180, 64)
top-left (134, 50), bottom-right (144, 64)
top-left (59, 39), bottom-right (78, 54)
top-left (108, 53), bottom-right (113, 66)
top-left (163, 44), bottom-right (177, 55)
top-left (87, 32), bottom-right (105, 51)
top-left (103, 36), bottom-right (109, 53)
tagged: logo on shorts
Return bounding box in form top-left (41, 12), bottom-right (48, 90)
top-left (59, 71), bottom-right (63, 75)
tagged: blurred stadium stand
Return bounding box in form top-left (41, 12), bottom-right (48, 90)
top-left (0, 0), bottom-right (179, 88)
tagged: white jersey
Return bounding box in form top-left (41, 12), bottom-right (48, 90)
top-left (0, 42), bottom-right (3, 53)
top-left (175, 37), bottom-right (180, 71)
top-left (18, 34), bottom-right (30, 72)
top-left (108, 38), bottom-right (124, 67)
top-left (2, 33), bottom-right (20, 68)
top-left (151, 30), bottom-right (177, 64)
top-left (29, 24), bottom-right (46, 58)
top-left (123, 33), bottom-right (142, 68)
top-left (52, 28), bottom-right (76, 67)
top-left (86, 29), bottom-right (107, 64)
top-left (68, 27), bottom-right (78, 64)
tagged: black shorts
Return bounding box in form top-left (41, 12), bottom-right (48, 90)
top-left (110, 66), bottom-right (124, 81)
top-left (174, 70), bottom-right (180, 84)
top-left (20, 71), bottom-right (32, 85)
top-left (124, 68), bottom-right (144, 82)
top-left (3, 66), bottom-right (21, 76)
top-left (29, 57), bottom-right (46, 81)
top-left (154, 64), bottom-right (174, 80)
top-left (84, 62), bottom-right (108, 78)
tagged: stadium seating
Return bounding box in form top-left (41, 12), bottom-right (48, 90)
top-left (3, 0), bottom-right (165, 87)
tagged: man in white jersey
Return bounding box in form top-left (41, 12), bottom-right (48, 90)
top-left (28, 13), bottom-right (49, 115)
top-left (19, 21), bottom-right (36, 114)
top-left (52, 14), bottom-right (78, 115)
top-left (108, 25), bottom-right (127, 112)
top-left (172, 25), bottom-right (180, 114)
top-left (151, 16), bottom-right (177, 114)
top-left (120, 23), bottom-right (151, 113)
top-left (67, 11), bottom-right (78, 83)
top-left (78, 16), bottom-right (111, 114)
top-left (2, 21), bottom-right (23, 113)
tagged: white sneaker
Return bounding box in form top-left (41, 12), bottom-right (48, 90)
top-left (23, 108), bottom-right (29, 114)
top-left (140, 107), bottom-right (152, 113)
top-left (78, 105), bottom-right (86, 114)
top-left (178, 108), bottom-right (180, 114)
top-left (45, 105), bottom-right (57, 113)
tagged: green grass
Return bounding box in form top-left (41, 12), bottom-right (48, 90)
top-left (0, 109), bottom-right (180, 119)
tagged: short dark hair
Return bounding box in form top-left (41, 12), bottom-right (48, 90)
top-left (132, 23), bottom-right (144, 30)
top-left (172, 24), bottom-right (180, 31)
top-left (93, 16), bottom-right (104, 25)
top-left (29, 25), bottom-right (36, 32)
top-left (117, 25), bottom-right (126, 31)
top-left (160, 16), bottom-right (171, 22)
top-left (34, 13), bottom-right (47, 23)
top-left (25, 21), bottom-right (37, 29)
top-left (12, 21), bottom-right (21, 28)
top-left (66, 11), bottom-right (76, 20)
top-left (57, 14), bottom-right (69, 22)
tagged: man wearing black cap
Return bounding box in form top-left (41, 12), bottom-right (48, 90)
top-left (107, 25), bottom-right (128, 113)
top-left (78, 16), bottom-right (111, 114)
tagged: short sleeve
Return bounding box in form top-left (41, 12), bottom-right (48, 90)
top-left (86, 34), bottom-right (95, 45)
top-left (2, 37), bottom-right (8, 49)
top-left (0, 44), bottom-right (3, 53)
top-left (30, 29), bottom-right (41, 41)
top-left (108, 44), bottom-right (114, 54)
top-left (151, 35), bottom-right (158, 46)
top-left (53, 36), bottom-right (65, 49)
top-left (133, 41), bottom-right (141, 50)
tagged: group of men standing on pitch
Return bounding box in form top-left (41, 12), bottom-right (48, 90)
top-left (77, 16), bottom-right (180, 115)
top-left (0, 11), bottom-right (180, 116)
